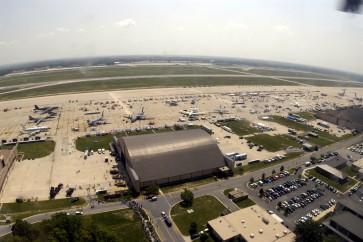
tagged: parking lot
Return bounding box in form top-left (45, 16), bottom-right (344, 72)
top-left (249, 168), bottom-right (341, 229)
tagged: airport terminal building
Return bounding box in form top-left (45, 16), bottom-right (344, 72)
top-left (117, 129), bottom-right (228, 192)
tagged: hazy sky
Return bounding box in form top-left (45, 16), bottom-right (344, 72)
top-left (1, 0), bottom-right (363, 74)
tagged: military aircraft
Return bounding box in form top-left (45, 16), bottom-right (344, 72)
top-left (34, 105), bottom-right (59, 114)
top-left (180, 108), bottom-right (207, 118)
top-left (28, 114), bottom-right (54, 125)
top-left (213, 105), bottom-right (230, 115)
top-left (124, 107), bottom-right (153, 123)
top-left (87, 111), bottom-right (105, 126)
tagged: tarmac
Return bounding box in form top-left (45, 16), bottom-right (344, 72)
top-left (0, 85), bottom-right (362, 202)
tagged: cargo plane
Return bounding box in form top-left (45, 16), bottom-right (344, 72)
top-left (87, 111), bottom-right (106, 126)
top-left (34, 105), bottom-right (59, 114)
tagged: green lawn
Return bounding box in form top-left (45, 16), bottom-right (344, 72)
top-left (223, 188), bottom-right (234, 196)
top-left (160, 177), bottom-right (217, 193)
top-left (269, 116), bottom-right (311, 132)
top-left (234, 198), bottom-right (256, 209)
top-left (305, 169), bottom-right (358, 193)
top-left (341, 165), bottom-right (359, 178)
top-left (241, 69), bottom-right (336, 79)
top-left (246, 134), bottom-right (300, 152)
top-left (171, 195), bottom-right (226, 235)
top-left (84, 209), bottom-right (146, 241)
top-left (1, 141), bottom-right (56, 159)
top-left (0, 198), bottom-right (86, 221)
top-left (285, 79), bottom-right (363, 87)
top-left (219, 119), bottom-right (260, 136)
top-left (234, 152), bottom-right (303, 175)
top-left (295, 112), bottom-right (316, 121)
top-left (75, 135), bottom-right (114, 152)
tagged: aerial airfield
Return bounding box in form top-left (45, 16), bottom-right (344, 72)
top-left (0, 65), bottom-right (361, 203)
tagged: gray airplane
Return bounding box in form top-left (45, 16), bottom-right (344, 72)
top-left (28, 114), bottom-right (54, 125)
top-left (34, 105), bottom-right (59, 114)
top-left (87, 111), bottom-right (105, 126)
top-left (125, 107), bottom-right (153, 123)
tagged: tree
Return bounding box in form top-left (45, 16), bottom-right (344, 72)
top-left (189, 222), bottom-right (198, 235)
top-left (12, 219), bottom-right (38, 241)
top-left (280, 165), bottom-right (284, 172)
top-left (262, 173), bottom-right (266, 180)
top-left (190, 222), bottom-right (197, 229)
top-left (145, 184), bottom-right (159, 195)
top-left (323, 234), bottom-right (339, 242)
top-left (277, 201), bottom-right (282, 208)
top-left (259, 188), bottom-right (264, 195)
top-left (249, 177), bottom-right (254, 183)
top-left (180, 189), bottom-right (194, 207)
top-left (272, 169), bottom-right (276, 174)
top-left (294, 220), bottom-right (323, 242)
top-left (200, 233), bottom-right (209, 242)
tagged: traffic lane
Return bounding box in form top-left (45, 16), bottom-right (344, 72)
top-left (140, 197), bottom-right (184, 242)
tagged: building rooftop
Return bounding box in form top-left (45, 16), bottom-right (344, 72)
top-left (316, 164), bottom-right (347, 180)
top-left (118, 129), bottom-right (226, 182)
top-left (208, 205), bottom-right (294, 242)
top-left (352, 158), bottom-right (363, 169)
top-left (325, 155), bottom-right (347, 169)
top-left (330, 211), bottom-right (363, 240)
top-left (337, 197), bottom-right (363, 216)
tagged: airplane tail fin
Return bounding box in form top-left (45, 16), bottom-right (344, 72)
top-left (101, 111), bottom-right (104, 117)
top-left (29, 116), bottom-right (33, 120)
top-left (34, 105), bottom-right (39, 110)
top-left (141, 107), bottom-right (144, 114)
top-left (21, 124), bottom-right (26, 131)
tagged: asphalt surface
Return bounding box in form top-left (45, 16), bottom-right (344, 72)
top-left (0, 134), bottom-right (362, 241)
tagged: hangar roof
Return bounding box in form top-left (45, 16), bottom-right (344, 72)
top-left (119, 129), bottom-right (225, 182)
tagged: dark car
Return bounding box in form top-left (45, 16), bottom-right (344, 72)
top-left (164, 218), bottom-right (172, 227)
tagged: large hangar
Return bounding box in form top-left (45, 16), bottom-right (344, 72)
top-left (118, 129), bottom-right (228, 192)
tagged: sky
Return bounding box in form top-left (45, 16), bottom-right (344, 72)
top-left (0, 0), bottom-right (363, 74)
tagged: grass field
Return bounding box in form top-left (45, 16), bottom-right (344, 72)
top-left (295, 111), bottom-right (316, 121)
top-left (246, 134), bottom-right (300, 152)
top-left (171, 195), bottom-right (226, 235)
top-left (75, 135), bottom-right (115, 152)
top-left (234, 198), bottom-right (256, 209)
top-left (1, 208), bottom-right (146, 242)
top-left (219, 119), bottom-right (260, 136)
top-left (238, 69), bottom-right (336, 79)
top-left (160, 177), bottom-right (217, 193)
top-left (1, 141), bottom-right (56, 159)
top-left (234, 152), bottom-right (303, 175)
top-left (341, 165), bottom-right (359, 178)
top-left (285, 78), bottom-right (363, 87)
top-left (305, 169), bottom-right (357, 193)
top-left (0, 65), bottom-right (239, 87)
top-left (84, 208), bottom-right (146, 241)
top-left (0, 76), bottom-right (295, 101)
top-left (0, 198), bottom-right (86, 221)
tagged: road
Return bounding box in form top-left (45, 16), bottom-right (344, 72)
top-left (0, 134), bottom-right (361, 240)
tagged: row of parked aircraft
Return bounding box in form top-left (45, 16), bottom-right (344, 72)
top-left (20, 105), bottom-right (60, 136)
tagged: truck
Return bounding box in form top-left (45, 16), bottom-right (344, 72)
top-left (271, 213), bottom-right (284, 224)
top-left (221, 126), bottom-right (232, 133)
top-left (201, 125), bottom-right (213, 134)
top-left (235, 153), bottom-right (247, 161)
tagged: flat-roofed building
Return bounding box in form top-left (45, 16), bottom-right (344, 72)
top-left (351, 158), bottom-right (363, 179)
top-left (323, 197), bottom-right (363, 242)
top-left (117, 129), bottom-right (228, 192)
top-left (315, 164), bottom-right (348, 184)
top-left (325, 155), bottom-right (347, 170)
top-left (227, 189), bottom-right (248, 203)
top-left (208, 205), bottom-right (294, 242)
top-left (0, 146), bottom-right (18, 196)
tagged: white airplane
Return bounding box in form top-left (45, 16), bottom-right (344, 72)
top-left (21, 124), bottom-right (49, 132)
top-left (180, 108), bottom-right (207, 118)
top-left (292, 101), bottom-right (302, 108)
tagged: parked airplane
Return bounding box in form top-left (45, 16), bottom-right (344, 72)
top-left (125, 107), bottom-right (153, 123)
top-left (28, 114), bottom-right (54, 125)
top-left (21, 124), bottom-right (50, 132)
top-left (87, 111), bottom-right (105, 126)
top-left (180, 108), bottom-right (207, 118)
top-left (292, 101), bottom-right (302, 108)
top-left (34, 105), bottom-right (59, 114)
top-left (213, 105), bottom-right (230, 115)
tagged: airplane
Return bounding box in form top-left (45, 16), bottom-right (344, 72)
top-left (180, 108), bottom-right (207, 118)
top-left (291, 101), bottom-right (302, 108)
top-left (87, 111), bottom-right (105, 126)
top-left (213, 105), bottom-right (230, 115)
top-left (34, 105), bottom-right (59, 114)
top-left (124, 107), bottom-right (153, 123)
top-left (21, 124), bottom-right (49, 132)
top-left (28, 114), bottom-right (54, 125)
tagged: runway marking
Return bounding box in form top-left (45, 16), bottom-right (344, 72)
top-left (108, 92), bottom-right (131, 115)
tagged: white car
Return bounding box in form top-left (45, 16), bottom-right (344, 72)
top-left (75, 211), bottom-right (83, 215)
top-left (161, 211), bottom-right (166, 218)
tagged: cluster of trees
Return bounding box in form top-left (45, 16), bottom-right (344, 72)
top-left (7, 213), bottom-right (119, 242)
top-left (180, 189), bottom-right (194, 208)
